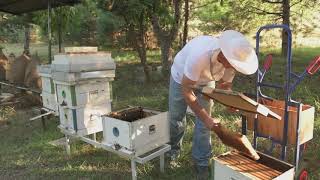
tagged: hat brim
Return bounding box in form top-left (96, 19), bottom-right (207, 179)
top-left (222, 48), bottom-right (258, 75)
top-left (219, 30), bottom-right (258, 75)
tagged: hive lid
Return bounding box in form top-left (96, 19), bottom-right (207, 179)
top-left (52, 47), bottom-right (116, 72)
top-left (64, 47), bottom-right (98, 53)
top-left (52, 70), bottom-right (115, 82)
top-left (198, 87), bottom-right (281, 120)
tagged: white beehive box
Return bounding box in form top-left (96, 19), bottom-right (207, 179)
top-left (38, 64), bottom-right (55, 94)
top-left (55, 78), bottom-right (113, 107)
top-left (212, 151), bottom-right (294, 180)
top-left (42, 91), bottom-right (58, 113)
top-left (38, 65), bottom-right (58, 114)
top-left (52, 47), bottom-right (116, 136)
top-left (59, 102), bottom-right (111, 136)
top-left (102, 107), bottom-right (170, 156)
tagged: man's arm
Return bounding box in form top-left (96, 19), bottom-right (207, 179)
top-left (181, 75), bottom-right (220, 131)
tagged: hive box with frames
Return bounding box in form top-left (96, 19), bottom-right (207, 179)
top-left (102, 107), bottom-right (170, 156)
top-left (53, 47), bottom-right (115, 136)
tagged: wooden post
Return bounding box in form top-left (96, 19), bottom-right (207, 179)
top-left (48, 0), bottom-right (52, 63)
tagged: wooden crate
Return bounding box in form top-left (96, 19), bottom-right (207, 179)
top-left (212, 151), bottom-right (294, 180)
top-left (243, 98), bottom-right (314, 145)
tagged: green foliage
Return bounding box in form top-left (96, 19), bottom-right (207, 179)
top-left (96, 11), bottom-right (123, 46)
top-left (0, 13), bottom-right (25, 43)
top-left (194, 0), bottom-right (269, 34)
top-left (193, 0), bottom-right (320, 36)
top-left (31, 6), bottom-right (76, 43)
top-left (150, 0), bottom-right (180, 32)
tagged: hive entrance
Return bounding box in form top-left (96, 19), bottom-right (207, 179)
top-left (109, 107), bottom-right (156, 122)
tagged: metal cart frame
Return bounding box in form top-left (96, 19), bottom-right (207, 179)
top-left (241, 24), bottom-right (320, 178)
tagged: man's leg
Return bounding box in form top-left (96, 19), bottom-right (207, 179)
top-left (168, 76), bottom-right (188, 158)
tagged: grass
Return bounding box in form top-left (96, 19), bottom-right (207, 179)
top-left (0, 44), bottom-right (320, 179)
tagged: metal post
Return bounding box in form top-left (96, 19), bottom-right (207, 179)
top-left (253, 117), bottom-right (258, 149)
top-left (160, 154), bottom-right (165, 172)
top-left (131, 160), bottom-right (137, 180)
top-left (92, 133), bottom-right (97, 148)
top-left (281, 26), bottom-right (292, 161)
top-left (58, 9), bottom-right (62, 53)
top-left (40, 109), bottom-right (47, 130)
top-left (47, 0), bottom-right (52, 63)
top-left (241, 115), bottom-right (247, 135)
top-left (294, 103), bottom-right (302, 172)
top-left (65, 135), bottom-right (71, 156)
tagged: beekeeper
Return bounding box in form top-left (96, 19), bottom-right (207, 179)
top-left (168, 30), bottom-right (258, 179)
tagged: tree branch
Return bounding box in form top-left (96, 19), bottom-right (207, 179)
top-left (169, 0), bottom-right (181, 41)
top-left (262, 0), bottom-right (283, 4)
top-left (150, 15), bottom-right (164, 40)
top-left (191, 0), bottom-right (217, 10)
top-left (290, 1), bottom-right (301, 8)
top-left (249, 5), bottom-right (282, 16)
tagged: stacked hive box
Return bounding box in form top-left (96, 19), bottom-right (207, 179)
top-left (52, 47), bottom-right (116, 136)
top-left (38, 65), bottom-right (58, 115)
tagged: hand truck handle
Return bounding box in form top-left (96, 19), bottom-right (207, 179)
top-left (306, 56), bottom-right (320, 75)
top-left (263, 54), bottom-right (273, 71)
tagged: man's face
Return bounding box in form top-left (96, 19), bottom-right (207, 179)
top-left (217, 51), bottom-right (234, 69)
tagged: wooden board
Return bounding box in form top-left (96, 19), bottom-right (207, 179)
top-left (243, 98), bottom-right (314, 145)
top-left (215, 151), bottom-right (283, 180)
top-left (200, 87), bottom-right (281, 120)
top-left (214, 126), bottom-right (260, 160)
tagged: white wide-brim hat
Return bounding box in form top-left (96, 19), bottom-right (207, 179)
top-left (219, 30), bottom-right (258, 75)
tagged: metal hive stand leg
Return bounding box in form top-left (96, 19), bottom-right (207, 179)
top-left (92, 133), bottom-right (97, 148)
top-left (131, 160), bottom-right (137, 180)
top-left (65, 135), bottom-right (71, 156)
top-left (160, 154), bottom-right (165, 172)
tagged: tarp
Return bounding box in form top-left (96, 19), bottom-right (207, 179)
top-left (0, 0), bottom-right (80, 15)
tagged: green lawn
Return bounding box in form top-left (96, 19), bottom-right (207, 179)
top-left (0, 45), bottom-right (319, 179)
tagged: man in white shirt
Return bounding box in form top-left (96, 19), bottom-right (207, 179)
top-left (168, 30), bottom-right (258, 179)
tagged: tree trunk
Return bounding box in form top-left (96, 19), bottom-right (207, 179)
top-left (159, 40), bottom-right (172, 76)
top-left (281, 0), bottom-right (290, 57)
top-left (150, 0), bottom-right (181, 77)
top-left (127, 12), bottom-right (150, 83)
top-left (182, 0), bottom-right (189, 47)
top-left (24, 23), bottom-right (31, 55)
top-left (58, 14), bottom-right (62, 53)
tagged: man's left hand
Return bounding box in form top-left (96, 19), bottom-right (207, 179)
top-left (216, 81), bottom-right (232, 90)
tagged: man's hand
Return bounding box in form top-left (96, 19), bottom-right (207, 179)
top-left (208, 117), bottom-right (221, 132)
top-left (216, 81), bottom-right (232, 91)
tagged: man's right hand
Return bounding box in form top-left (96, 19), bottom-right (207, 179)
top-left (209, 117), bottom-right (221, 132)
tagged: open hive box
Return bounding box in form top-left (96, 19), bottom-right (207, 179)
top-left (243, 98), bottom-right (314, 145)
top-left (212, 151), bottom-right (294, 180)
top-left (102, 107), bottom-right (169, 156)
